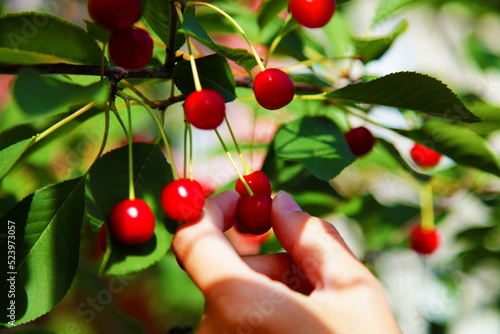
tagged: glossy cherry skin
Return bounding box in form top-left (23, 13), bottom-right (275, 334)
top-left (184, 89), bottom-right (226, 130)
top-left (289, 0), bottom-right (336, 29)
top-left (236, 194), bottom-right (272, 235)
top-left (235, 171), bottom-right (272, 198)
top-left (108, 198), bottom-right (155, 245)
top-left (253, 68), bottom-right (294, 110)
top-left (88, 0), bottom-right (142, 31)
top-left (344, 126), bottom-right (376, 156)
top-left (108, 27), bottom-right (153, 69)
top-left (410, 143), bottom-right (442, 168)
top-left (409, 225), bottom-right (440, 255)
top-left (161, 179), bottom-right (205, 222)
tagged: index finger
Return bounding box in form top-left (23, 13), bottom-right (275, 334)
top-left (172, 190), bottom-right (261, 292)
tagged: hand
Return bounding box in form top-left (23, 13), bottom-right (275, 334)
top-left (172, 190), bottom-right (402, 334)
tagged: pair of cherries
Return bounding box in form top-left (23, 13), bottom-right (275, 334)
top-left (88, 0), bottom-right (153, 69)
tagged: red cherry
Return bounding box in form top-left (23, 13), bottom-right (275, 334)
top-left (184, 89), bottom-right (226, 130)
top-left (410, 143), bottom-right (442, 168)
top-left (235, 171), bottom-right (272, 198)
top-left (108, 198), bottom-right (155, 245)
top-left (98, 224), bottom-right (108, 252)
top-left (108, 27), bottom-right (153, 69)
top-left (289, 0), bottom-right (336, 29)
top-left (253, 69), bottom-right (294, 110)
top-left (236, 194), bottom-right (272, 235)
top-left (161, 179), bottom-right (205, 222)
top-left (88, 0), bottom-right (142, 31)
top-left (409, 225), bottom-right (440, 255)
top-left (344, 126), bottom-right (375, 156)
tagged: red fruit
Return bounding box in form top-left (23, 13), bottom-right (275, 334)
top-left (289, 0), bottom-right (336, 29)
top-left (253, 69), bottom-right (294, 110)
top-left (235, 171), bottom-right (272, 198)
top-left (108, 27), bottom-right (153, 69)
top-left (184, 89), bottom-right (226, 130)
top-left (409, 225), bottom-right (440, 255)
top-left (344, 126), bottom-right (375, 156)
top-left (88, 0), bottom-right (142, 31)
top-left (108, 198), bottom-right (155, 245)
top-left (98, 224), bottom-right (108, 252)
top-left (410, 143), bottom-right (442, 168)
top-left (161, 179), bottom-right (205, 222)
top-left (236, 194), bottom-right (272, 235)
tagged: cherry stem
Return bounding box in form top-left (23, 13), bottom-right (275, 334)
top-left (214, 129), bottom-right (254, 196)
top-left (174, 5), bottom-right (202, 92)
top-left (265, 15), bottom-right (296, 67)
top-left (35, 102), bottom-right (96, 143)
top-left (100, 42), bottom-right (107, 81)
top-left (188, 122), bottom-right (193, 180)
top-left (121, 95), bottom-right (136, 200)
top-left (122, 80), bottom-right (154, 106)
top-left (419, 181), bottom-right (435, 231)
top-left (187, 1), bottom-right (266, 72)
top-left (224, 116), bottom-right (251, 175)
top-left (109, 101), bottom-right (130, 139)
top-left (125, 94), bottom-right (180, 180)
top-left (84, 105), bottom-right (110, 177)
top-left (183, 120), bottom-right (188, 178)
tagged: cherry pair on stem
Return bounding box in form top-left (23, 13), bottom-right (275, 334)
top-left (172, 190), bottom-right (402, 334)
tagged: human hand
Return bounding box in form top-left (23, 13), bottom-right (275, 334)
top-left (172, 190), bottom-right (401, 334)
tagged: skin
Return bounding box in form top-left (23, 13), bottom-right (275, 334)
top-left (173, 190), bottom-right (402, 334)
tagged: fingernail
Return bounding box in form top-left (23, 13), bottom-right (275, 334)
top-left (274, 191), bottom-right (302, 212)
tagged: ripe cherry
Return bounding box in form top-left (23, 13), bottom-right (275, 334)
top-left (289, 0), bottom-right (336, 29)
top-left (184, 89), bottom-right (226, 130)
top-left (108, 198), bottom-right (155, 245)
top-left (253, 68), bottom-right (294, 110)
top-left (235, 171), bottom-right (272, 198)
top-left (236, 194), bottom-right (272, 235)
top-left (88, 0), bottom-right (142, 31)
top-left (410, 143), bottom-right (442, 169)
top-left (344, 126), bottom-right (375, 156)
top-left (161, 179), bottom-right (205, 222)
top-left (108, 27), bottom-right (153, 69)
top-left (409, 224), bottom-right (440, 255)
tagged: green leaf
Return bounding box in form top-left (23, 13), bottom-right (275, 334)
top-left (257, 0), bottom-right (288, 30)
top-left (0, 12), bottom-right (102, 65)
top-left (326, 72), bottom-right (482, 123)
top-left (373, 0), bottom-right (415, 26)
top-left (401, 120), bottom-right (500, 177)
top-left (355, 20), bottom-right (408, 63)
top-left (0, 137), bottom-right (34, 181)
top-left (273, 116), bottom-right (356, 180)
top-left (13, 68), bottom-right (109, 116)
top-left (84, 19), bottom-right (111, 44)
top-left (0, 177), bottom-right (86, 325)
top-left (179, 14), bottom-right (258, 73)
top-left (173, 54), bottom-right (236, 102)
top-left (88, 143), bottom-right (174, 275)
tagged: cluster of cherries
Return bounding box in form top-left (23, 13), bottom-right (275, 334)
top-left (88, 0), bottom-right (153, 69)
top-left (92, 0), bottom-right (441, 256)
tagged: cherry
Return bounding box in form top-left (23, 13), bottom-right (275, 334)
top-left (410, 143), bottom-right (442, 169)
top-left (108, 198), bottom-right (155, 245)
top-left (235, 171), bottom-right (272, 198)
top-left (289, 0), bottom-right (336, 29)
top-left (409, 224), bottom-right (441, 255)
top-left (161, 178), bottom-right (205, 222)
top-left (344, 126), bottom-right (375, 156)
top-left (108, 27), bottom-right (153, 69)
top-left (184, 89), bottom-right (226, 130)
top-left (88, 0), bottom-right (142, 32)
top-left (253, 68), bottom-right (294, 110)
top-left (236, 194), bottom-right (272, 235)
top-left (98, 224), bottom-right (108, 252)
